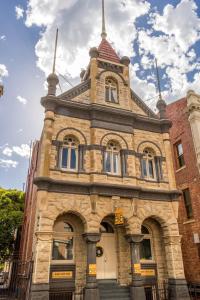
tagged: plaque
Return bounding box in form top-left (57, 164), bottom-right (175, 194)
top-left (141, 269), bottom-right (155, 276)
top-left (52, 271), bottom-right (73, 279)
top-left (89, 264), bottom-right (96, 276)
top-left (133, 263), bottom-right (141, 274)
top-left (115, 208), bottom-right (124, 225)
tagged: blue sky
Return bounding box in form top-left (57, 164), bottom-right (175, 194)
top-left (0, 0), bottom-right (200, 190)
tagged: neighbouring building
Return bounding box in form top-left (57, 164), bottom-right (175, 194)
top-left (166, 91), bottom-right (200, 285)
top-left (20, 3), bottom-right (190, 300)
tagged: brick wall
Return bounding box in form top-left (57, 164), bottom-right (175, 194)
top-left (166, 98), bottom-right (200, 283)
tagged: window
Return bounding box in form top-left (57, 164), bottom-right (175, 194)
top-left (60, 136), bottom-right (78, 171)
top-left (100, 222), bottom-right (114, 233)
top-left (52, 221), bottom-right (74, 261)
top-left (105, 77), bottom-right (118, 103)
top-left (105, 141), bottom-right (120, 175)
top-left (175, 142), bottom-right (185, 169)
top-left (183, 189), bottom-right (193, 219)
top-left (141, 149), bottom-right (156, 180)
top-left (140, 226), bottom-right (152, 260)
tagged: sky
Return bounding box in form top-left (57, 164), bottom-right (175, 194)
top-left (1, 0), bottom-right (200, 190)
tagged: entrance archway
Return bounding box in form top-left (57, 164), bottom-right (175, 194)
top-left (97, 220), bottom-right (117, 279)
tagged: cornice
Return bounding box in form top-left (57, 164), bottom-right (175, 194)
top-left (40, 97), bottom-right (172, 134)
top-left (34, 177), bottom-right (181, 202)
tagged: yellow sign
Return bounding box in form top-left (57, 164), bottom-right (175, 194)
top-left (52, 271), bottom-right (73, 279)
top-left (133, 264), bottom-right (141, 274)
top-left (115, 208), bottom-right (124, 225)
top-left (141, 269), bottom-right (155, 277)
top-left (89, 264), bottom-right (96, 276)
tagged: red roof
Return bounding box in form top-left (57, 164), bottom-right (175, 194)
top-left (98, 39), bottom-right (120, 63)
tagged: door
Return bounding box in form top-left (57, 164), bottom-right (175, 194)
top-left (96, 233), bottom-right (117, 279)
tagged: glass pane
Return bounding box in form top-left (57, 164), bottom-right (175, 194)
top-left (177, 143), bottom-right (183, 156)
top-left (142, 159), bottom-right (147, 177)
top-left (178, 154), bottom-right (185, 168)
top-left (113, 153), bottom-right (119, 174)
top-left (148, 160), bottom-right (154, 178)
top-left (105, 87), bottom-right (110, 101)
top-left (70, 149), bottom-right (76, 169)
top-left (140, 239), bottom-right (152, 260)
top-left (105, 152), bottom-right (111, 172)
top-left (62, 148), bottom-right (68, 168)
top-left (111, 88), bottom-right (117, 103)
top-left (52, 239), bottom-right (73, 260)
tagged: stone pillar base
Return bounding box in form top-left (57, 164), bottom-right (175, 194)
top-left (31, 283), bottom-right (49, 300)
top-left (84, 287), bottom-right (100, 300)
top-left (130, 285), bottom-right (146, 300)
top-left (168, 278), bottom-right (190, 300)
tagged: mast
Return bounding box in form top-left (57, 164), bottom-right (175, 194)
top-left (101, 0), bottom-right (107, 39)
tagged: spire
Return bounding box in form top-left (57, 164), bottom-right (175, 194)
top-left (101, 0), bottom-right (107, 39)
top-left (52, 28), bottom-right (59, 74)
top-left (155, 59), bottom-right (166, 119)
top-left (47, 28), bottom-right (59, 96)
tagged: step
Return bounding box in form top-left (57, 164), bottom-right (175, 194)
top-left (99, 281), bottom-right (130, 300)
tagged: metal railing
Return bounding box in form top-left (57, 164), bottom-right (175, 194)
top-left (188, 282), bottom-right (200, 300)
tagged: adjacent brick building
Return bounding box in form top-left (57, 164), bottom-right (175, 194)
top-left (166, 92), bottom-right (200, 284)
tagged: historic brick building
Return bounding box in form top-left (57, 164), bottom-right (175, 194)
top-left (166, 91), bottom-right (200, 285)
top-left (20, 3), bottom-right (190, 300)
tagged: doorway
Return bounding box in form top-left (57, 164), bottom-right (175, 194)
top-left (97, 222), bottom-right (117, 279)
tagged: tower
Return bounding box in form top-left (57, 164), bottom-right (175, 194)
top-left (21, 2), bottom-right (190, 300)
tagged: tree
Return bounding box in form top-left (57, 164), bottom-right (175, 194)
top-left (0, 188), bottom-right (24, 263)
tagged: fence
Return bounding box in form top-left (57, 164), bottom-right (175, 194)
top-left (188, 282), bottom-right (200, 300)
top-left (0, 260), bottom-right (33, 300)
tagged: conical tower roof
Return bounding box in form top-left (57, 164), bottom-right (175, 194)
top-left (98, 39), bottom-right (120, 63)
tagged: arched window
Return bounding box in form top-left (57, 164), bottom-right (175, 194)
top-left (100, 222), bottom-right (114, 233)
top-left (60, 136), bottom-right (78, 171)
top-left (105, 141), bottom-right (121, 175)
top-left (140, 225), bottom-right (153, 260)
top-left (141, 148), bottom-right (156, 180)
top-left (52, 221), bottom-right (74, 261)
top-left (105, 77), bottom-right (118, 103)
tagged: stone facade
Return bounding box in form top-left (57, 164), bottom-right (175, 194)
top-left (166, 97), bottom-right (200, 284)
top-left (20, 36), bottom-right (190, 300)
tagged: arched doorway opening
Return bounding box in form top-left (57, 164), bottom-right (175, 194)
top-left (97, 217), bottom-right (117, 280)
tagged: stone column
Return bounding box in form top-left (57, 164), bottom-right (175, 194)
top-left (83, 233), bottom-right (101, 300)
top-left (126, 234), bottom-right (146, 300)
top-left (164, 235), bottom-right (190, 300)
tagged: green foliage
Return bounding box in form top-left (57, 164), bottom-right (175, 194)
top-left (0, 188), bottom-right (24, 263)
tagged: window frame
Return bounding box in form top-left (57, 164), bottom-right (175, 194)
top-left (105, 141), bottom-right (121, 175)
top-left (60, 136), bottom-right (79, 172)
top-left (52, 221), bottom-right (75, 263)
top-left (140, 225), bottom-right (154, 262)
top-left (182, 188), bottom-right (193, 219)
top-left (141, 149), bottom-right (156, 181)
top-left (175, 141), bottom-right (185, 169)
top-left (105, 77), bottom-right (119, 104)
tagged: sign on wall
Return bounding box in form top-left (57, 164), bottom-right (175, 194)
top-left (89, 264), bottom-right (96, 276)
top-left (115, 208), bottom-right (124, 225)
top-left (52, 271), bottom-right (73, 279)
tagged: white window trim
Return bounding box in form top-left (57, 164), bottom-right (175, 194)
top-left (105, 148), bottom-right (120, 175)
top-left (51, 232), bottom-right (75, 264)
top-left (105, 78), bottom-right (118, 103)
top-left (60, 145), bottom-right (78, 172)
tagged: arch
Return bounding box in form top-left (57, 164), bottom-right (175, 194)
top-left (100, 132), bottom-right (128, 149)
top-left (96, 70), bottom-right (128, 86)
top-left (56, 127), bottom-right (87, 145)
top-left (137, 141), bottom-right (163, 156)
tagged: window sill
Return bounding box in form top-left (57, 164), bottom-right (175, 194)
top-left (176, 165), bottom-right (186, 173)
top-left (183, 219), bottom-right (195, 225)
top-left (51, 260), bottom-right (74, 264)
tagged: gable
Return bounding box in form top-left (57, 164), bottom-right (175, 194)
top-left (58, 79), bottom-right (91, 103)
top-left (130, 90), bottom-right (158, 119)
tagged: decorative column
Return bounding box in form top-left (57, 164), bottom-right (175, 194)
top-left (83, 233), bottom-right (101, 300)
top-left (164, 235), bottom-right (190, 300)
top-left (126, 234), bottom-right (146, 300)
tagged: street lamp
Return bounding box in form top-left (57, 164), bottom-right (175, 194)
top-left (0, 83), bottom-right (3, 97)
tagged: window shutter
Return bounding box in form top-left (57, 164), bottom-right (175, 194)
top-left (120, 150), bottom-right (128, 177)
top-left (78, 145), bottom-right (85, 172)
top-left (155, 157), bottom-right (163, 182)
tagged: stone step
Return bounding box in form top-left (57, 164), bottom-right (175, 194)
top-left (99, 281), bottom-right (130, 300)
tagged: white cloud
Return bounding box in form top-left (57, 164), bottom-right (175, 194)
top-left (0, 159), bottom-right (18, 168)
top-left (15, 6), bottom-right (24, 20)
top-left (0, 64), bottom-right (9, 78)
top-left (2, 144), bottom-right (31, 159)
top-left (0, 35), bottom-right (6, 41)
top-left (24, 0), bottom-right (150, 78)
top-left (17, 95), bottom-right (28, 105)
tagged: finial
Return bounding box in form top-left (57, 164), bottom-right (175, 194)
top-left (0, 83), bottom-right (4, 97)
top-left (47, 28), bottom-right (59, 96)
top-left (155, 58), bottom-right (166, 119)
top-left (53, 28), bottom-right (58, 74)
top-left (101, 0), bottom-right (107, 39)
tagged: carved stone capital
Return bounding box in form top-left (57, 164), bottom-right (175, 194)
top-left (125, 234), bottom-right (144, 244)
top-left (164, 235), bottom-right (182, 245)
top-left (83, 233), bottom-right (101, 243)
